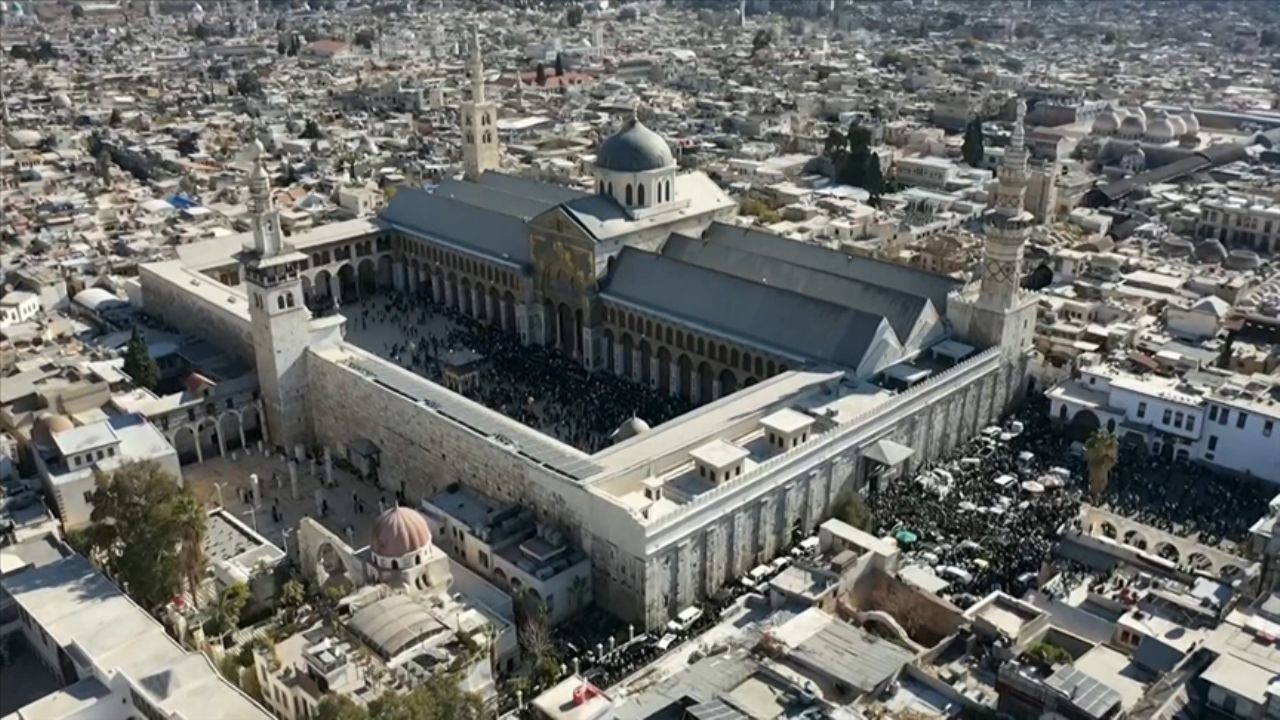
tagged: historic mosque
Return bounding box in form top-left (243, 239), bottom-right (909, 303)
top-left (137, 40), bottom-right (1038, 628)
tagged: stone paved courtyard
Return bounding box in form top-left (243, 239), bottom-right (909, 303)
top-left (182, 448), bottom-right (393, 552)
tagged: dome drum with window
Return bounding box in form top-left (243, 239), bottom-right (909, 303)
top-left (594, 117), bottom-right (678, 212)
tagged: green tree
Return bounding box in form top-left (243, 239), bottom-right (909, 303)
top-left (865, 152), bottom-right (885, 204)
top-left (740, 198), bottom-right (779, 224)
top-left (236, 70), bottom-right (262, 96)
top-left (208, 582), bottom-right (251, 639)
top-left (79, 462), bottom-right (204, 612)
top-left (1084, 430), bottom-right (1119, 502)
top-left (961, 117), bottom-right (985, 167)
top-left (174, 492), bottom-right (207, 609)
top-left (1030, 642), bottom-right (1072, 666)
top-left (835, 492), bottom-right (872, 531)
top-left (300, 118), bottom-right (323, 139)
top-left (316, 696), bottom-right (367, 720)
top-left (122, 325), bottom-right (160, 391)
top-left (823, 128), bottom-right (846, 158)
top-left (315, 675), bottom-right (485, 720)
top-left (277, 578), bottom-right (306, 620)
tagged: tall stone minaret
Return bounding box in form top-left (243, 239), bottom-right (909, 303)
top-left (949, 98), bottom-right (1038, 399)
top-left (981, 98), bottom-right (1032, 309)
top-left (461, 27), bottom-right (500, 181)
top-left (236, 138), bottom-right (311, 452)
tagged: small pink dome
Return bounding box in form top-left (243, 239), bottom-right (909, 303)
top-left (370, 507), bottom-right (431, 558)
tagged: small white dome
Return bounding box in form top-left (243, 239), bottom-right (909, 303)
top-left (1092, 108), bottom-right (1120, 136)
top-left (1168, 114), bottom-right (1187, 137)
top-left (1180, 107), bottom-right (1199, 135)
top-left (52, 93), bottom-right (72, 110)
top-left (1145, 111), bottom-right (1175, 144)
top-left (1118, 113), bottom-right (1146, 139)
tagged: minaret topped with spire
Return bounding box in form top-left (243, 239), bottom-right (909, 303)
top-left (469, 26), bottom-right (485, 105)
top-left (246, 138), bottom-right (284, 257)
top-left (460, 26), bottom-right (500, 181)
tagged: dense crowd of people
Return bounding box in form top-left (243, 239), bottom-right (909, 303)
top-left (1094, 443), bottom-right (1273, 549)
top-left (350, 291), bottom-right (692, 452)
top-left (871, 396), bottom-right (1084, 607)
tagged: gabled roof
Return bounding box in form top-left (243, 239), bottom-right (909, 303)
top-left (700, 222), bottom-right (960, 309)
top-left (601, 247), bottom-right (896, 370)
top-left (381, 188), bottom-right (530, 266)
top-left (476, 171), bottom-right (588, 206)
top-left (661, 233), bottom-right (934, 340)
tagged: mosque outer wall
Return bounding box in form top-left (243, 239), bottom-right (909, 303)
top-left (304, 347), bottom-right (592, 542)
top-left (306, 342), bottom-right (1019, 629)
top-left (627, 350), bottom-right (1015, 628)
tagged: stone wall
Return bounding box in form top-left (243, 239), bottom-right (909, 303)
top-left (632, 352), bottom-right (1010, 628)
top-left (139, 262), bottom-right (253, 363)
top-left (305, 347), bottom-right (590, 540)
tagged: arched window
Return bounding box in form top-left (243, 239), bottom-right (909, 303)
top-left (625, 184), bottom-right (633, 206)
top-left (392, 559), bottom-right (399, 570)
top-left (663, 180), bottom-right (670, 202)
top-left (607, 182), bottom-right (613, 195)
top-left (286, 292), bottom-right (295, 308)
top-left (637, 184), bottom-right (646, 206)
top-left (276, 295), bottom-right (286, 310)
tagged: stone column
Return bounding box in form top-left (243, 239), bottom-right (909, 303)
top-left (393, 261), bottom-right (406, 292)
top-left (614, 343), bottom-right (625, 378)
top-left (690, 372), bottom-right (701, 404)
top-left (670, 363), bottom-right (680, 397)
top-left (711, 378), bottom-right (722, 401)
top-left (582, 327), bottom-right (597, 370)
top-left (632, 348), bottom-right (643, 382)
top-left (516, 302), bottom-right (532, 344)
top-left (329, 275), bottom-right (342, 309)
top-left (288, 460), bottom-right (299, 500)
top-left (432, 272), bottom-right (444, 304)
top-left (324, 447), bottom-right (334, 487)
top-left (472, 285), bottom-right (483, 320)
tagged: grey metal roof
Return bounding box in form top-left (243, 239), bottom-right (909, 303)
top-left (476, 170), bottom-right (588, 206)
top-left (345, 353), bottom-right (599, 481)
top-left (601, 247), bottom-right (895, 370)
top-left (789, 620), bottom-right (914, 694)
top-left (701, 222), bottom-right (960, 310)
top-left (432, 178), bottom-right (560, 221)
top-left (1044, 666), bottom-right (1123, 720)
top-left (596, 118), bottom-right (675, 172)
top-left (381, 188), bottom-right (531, 266)
top-left (686, 699), bottom-right (749, 720)
top-left (662, 233), bottom-right (934, 340)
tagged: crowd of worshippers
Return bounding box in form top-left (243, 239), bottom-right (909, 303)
top-left (871, 398), bottom-right (1088, 609)
top-left (1092, 437), bottom-right (1273, 549)
top-left (356, 291), bottom-right (693, 452)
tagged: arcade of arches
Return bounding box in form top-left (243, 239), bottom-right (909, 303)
top-left (286, 230), bottom-right (792, 407)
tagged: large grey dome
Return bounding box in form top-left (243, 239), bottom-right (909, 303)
top-left (597, 118), bottom-right (674, 172)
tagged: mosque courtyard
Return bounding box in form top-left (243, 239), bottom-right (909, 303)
top-left (333, 292), bottom-right (692, 453)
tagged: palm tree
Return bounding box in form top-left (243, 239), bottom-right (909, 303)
top-left (1084, 430), bottom-right (1119, 502)
top-left (569, 576), bottom-right (589, 613)
top-left (172, 493), bottom-right (208, 609)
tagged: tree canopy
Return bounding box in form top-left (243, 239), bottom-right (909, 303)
top-left (1084, 430), bottom-right (1119, 502)
top-left (961, 118), bottom-right (985, 167)
top-left (74, 462), bottom-right (207, 612)
top-left (315, 675), bottom-right (485, 720)
top-left (123, 325), bottom-right (160, 391)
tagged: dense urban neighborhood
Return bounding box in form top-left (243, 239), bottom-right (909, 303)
top-left (2, 1), bottom-right (1279, 719)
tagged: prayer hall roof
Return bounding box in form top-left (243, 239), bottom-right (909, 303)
top-left (601, 247), bottom-right (897, 371)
